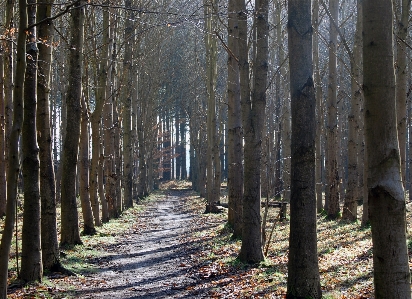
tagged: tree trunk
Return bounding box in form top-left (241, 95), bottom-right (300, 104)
top-left (79, 91), bottom-right (96, 235)
top-left (20, 0), bottom-right (43, 282)
top-left (121, 0), bottom-right (134, 208)
top-left (363, 0), bottom-right (411, 296)
top-left (0, 0), bottom-right (26, 293)
top-left (238, 0), bottom-right (268, 263)
top-left (326, 0), bottom-right (340, 219)
top-left (204, 0), bottom-right (219, 213)
top-left (343, 0), bottom-right (363, 221)
top-left (286, 1), bottom-right (321, 297)
top-left (0, 28), bottom-right (5, 217)
top-left (90, 0), bottom-right (110, 225)
top-left (312, 0), bottom-right (324, 212)
top-left (37, 0), bottom-right (62, 271)
top-left (60, 0), bottom-right (85, 247)
top-left (227, 0), bottom-right (243, 238)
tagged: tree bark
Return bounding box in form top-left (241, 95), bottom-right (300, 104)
top-left (395, 0), bottom-right (411, 186)
top-left (21, 0), bottom-right (43, 281)
top-left (60, 0), bottom-right (85, 247)
top-left (0, 0), bottom-right (26, 293)
top-left (286, 1), bottom-right (322, 297)
top-left (343, 0), bottom-right (363, 221)
top-left (37, 0), bottom-right (62, 271)
top-left (312, 0), bottom-right (324, 212)
top-left (204, 0), bottom-right (220, 213)
top-left (326, 0), bottom-right (340, 219)
top-left (79, 91), bottom-right (96, 235)
top-left (238, 0), bottom-right (268, 263)
top-left (0, 25), bottom-right (5, 217)
top-left (227, 0), bottom-right (243, 238)
top-left (121, 0), bottom-right (134, 208)
top-left (363, 0), bottom-right (411, 296)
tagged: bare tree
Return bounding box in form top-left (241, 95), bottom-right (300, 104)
top-left (363, 0), bottom-right (411, 296)
top-left (286, 0), bottom-right (321, 297)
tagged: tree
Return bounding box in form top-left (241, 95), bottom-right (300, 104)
top-left (342, 0), bottom-right (363, 221)
top-left (60, 0), bottom-right (85, 247)
top-left (37, 0), bottom-right (63, 271)
top-left (0, 0), bottom-right (26, 292)
top-left (204, 0), bottom-right (221, 213)
top-left (79, 92), bottom-right (96, 235)
top-left (238, 0), bottom-right (268, 263)
top-left (121, 0), bottom-right (135, 209)
top-left (0, 19), bottom-right (5, 218)
top-left (227, 0), bottom-right (243, 238)
top-left (363, 0), bottom-right (411, 297)
top-left (286, 0), bottom-right (321, 297)
top-left (326, 0), bottom-right (340, 219)
top-left (20, 0), bottom-right (43, 282)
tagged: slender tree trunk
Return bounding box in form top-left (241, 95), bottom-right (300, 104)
top-left (99, 143), bottom-right (108, 222)
top-left (60, 0), bottom-right (85, 247)
top-left (90, 0), bottom-right (110, 225)
top-left (326, 0), bottom-right (340, 219)
top-left (20, 0), bottom-right (43, 282)
top-left (37, 0), bottom-right (62, 271)
top-left (286, 1), bottom-right (322, 298)
top-left (0, 0), bottom-right (26, 293)
top-left (1, 0), bottom-right (15, 218)
top-left (121, 0), bottom-right (134, 208)
top-left (238, 0), bottom-right (268, 263)
top-left (395, 0), bottom-right (411, 186)
top-left (363, 0), bottom-right (411, 296)
top-left (0, 27), bottom-right (5, 217)
top-left (313, 0), bottom-right (323, 212)
top-left (204, 0), bottom-right (219, 212)
top-left (343, 0), bottom-right (363, 221)
top-left (4, 0), bottom-right (14, 204)
top-left (227, 0), bottom-right (243, 237)
top-left (79, 92), bottom-right (95, 235)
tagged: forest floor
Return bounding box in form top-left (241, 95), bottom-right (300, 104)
top-left (4, 181), bottom-right (412, 298)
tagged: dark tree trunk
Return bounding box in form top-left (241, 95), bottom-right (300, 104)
top-left (60, 0), bottom-right (85, 247)
top-left (37, 0), bottom-right (62, 271)
top-left (286, 1), bottom-right (321, 298)
top-left (0, 0), bottom-right (25, 294)
top-left (363, 0), bottom-right (411, 297)
top-left (238, 0), bottom-right (268, 263)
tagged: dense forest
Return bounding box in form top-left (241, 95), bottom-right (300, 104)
top-left (0, 0), bottom-right (412, 298)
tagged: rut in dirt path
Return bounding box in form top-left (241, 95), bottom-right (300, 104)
top-left (72, 190), bottom-right (206, 299)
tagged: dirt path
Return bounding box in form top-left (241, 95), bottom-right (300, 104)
top-left (67, 190), bottom-right (205, 299)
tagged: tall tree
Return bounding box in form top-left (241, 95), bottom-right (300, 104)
top-left (227, 0), bottom-right (243, 237)
top-left (90, 0), bottom-right (111, 225)
top-left (60, 0), bottom-right (85, 247)
top-left (326, 0), bottom-right (340, 219)
top-left (204, 0), bottom-right (221, 212)
top-left (122, 0), bottom-right (135, 209)
top-left (238, 0), bottom-right (268, 263)
top-left (286, 0), bottom-right (321, 297)
top-left (20, 0), bottom-right (43, 282)
top-left (79, 91), bottom-right (96, 235)
top-left (37, 0), bottom-right (62, 271)
top-left (342, 0), bottom-right (363, 221)
top-left (363, 0), bottom-right (411, 296)
top-left (0, 0), bottom-right (26, 293)
top-left (395, 0), bottom-right (411, 185)
top-left (0, 19), bottom-right (5, 218)
top-left (312, 0), bottom-right (324, 212)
